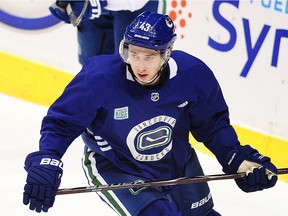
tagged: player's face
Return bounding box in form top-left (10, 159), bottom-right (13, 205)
top-left (128, 45), bottom-right (164, 85)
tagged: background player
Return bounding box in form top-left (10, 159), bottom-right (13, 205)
top-left (49, 0), bottom-right (162, 65)
top-left (23, 11), bottom-right (278, 215)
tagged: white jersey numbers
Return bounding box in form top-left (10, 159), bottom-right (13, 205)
top-left (139, 22), bottom-right (152, 32)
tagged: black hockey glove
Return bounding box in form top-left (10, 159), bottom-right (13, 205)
top-left (223, 145), bottom-right (278, 192)
top-left (49, 0), bottom-right (108, 24)
top-left (23, 150), bottom-right (63, 213)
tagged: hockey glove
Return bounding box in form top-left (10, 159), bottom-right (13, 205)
top-left (49, 0), bottom-right (108, 23)
top-left (223, 145), bottom-right (278, 192)
top-left (23, 150), bottom-right (63, 213)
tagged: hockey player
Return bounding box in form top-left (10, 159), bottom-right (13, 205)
top-left (23, 11), bottom-right (278, 215)
top-left (49, 0), bottom-right (161, 65)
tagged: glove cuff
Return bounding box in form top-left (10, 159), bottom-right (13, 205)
top-left (223, 148), bottom-right (245, 174)
top-left (24, 150), bottom-right (63, 171)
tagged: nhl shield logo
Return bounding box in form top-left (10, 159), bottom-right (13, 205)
top-left (151, 92), bottom-right (159, 102)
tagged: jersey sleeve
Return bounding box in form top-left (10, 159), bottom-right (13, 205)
top-left (188, 62), bottom-right (240, 169)
top-left (39, 65), bottom-right (100, 158)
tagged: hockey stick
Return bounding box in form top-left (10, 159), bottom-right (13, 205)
top-left (57, 0), bottom-right (89, 27)
top-left (57, 168), bottom-right (288, 195)
top-left (66, 0), bottom-right (89, 27)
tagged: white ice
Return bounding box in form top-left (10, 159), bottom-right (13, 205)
top-left (1, 92), bottom-right (287, 215)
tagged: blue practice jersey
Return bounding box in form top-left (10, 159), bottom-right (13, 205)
top-left (40, 50), bottom-right (240, 180)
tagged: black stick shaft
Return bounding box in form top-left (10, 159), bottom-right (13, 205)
top-left (57, 168), bottom-right (288, 195)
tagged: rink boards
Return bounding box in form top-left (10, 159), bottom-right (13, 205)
top-left (0, 52), bottom-right (287, 182)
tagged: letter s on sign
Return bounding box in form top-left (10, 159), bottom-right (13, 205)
top-left (208, 0), bottom-right (240, 52)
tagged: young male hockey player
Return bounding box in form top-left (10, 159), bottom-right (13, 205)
top-left (23, 11), bottom-right (278, 215)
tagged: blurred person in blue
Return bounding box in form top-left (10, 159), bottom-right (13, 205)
top-left (49, 0), bottom-right (163, 64)
top-left (23, 11), bottom-right (278, 215)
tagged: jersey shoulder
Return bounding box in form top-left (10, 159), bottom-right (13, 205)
top-left (84, 54), bottom-right (124, 74)
top-left (170, 50), bottom-right (216, 83)
top-left (170, 50), bottom-right (204, 66)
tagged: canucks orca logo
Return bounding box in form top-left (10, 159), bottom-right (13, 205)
top-left (137, 126), bottom-right (172, 151)
top-left (0, 2), bottom-right (60, 30)
top-left (127, 115), bottom-right (176, 162)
